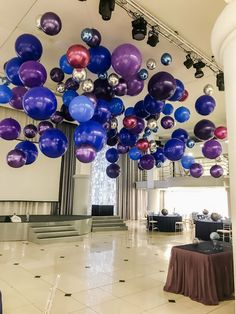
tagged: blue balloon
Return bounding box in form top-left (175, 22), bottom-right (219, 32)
top-left (108, 97), bottom-right (124, 116)
top-left (144, 94), bottom-right (165, 114)
top-left (164, 138), bottom-right (185, 161)
top-left (93, 99), bottom-right (111, 124)
top-left (128, 147), bottom-right (142, 160)
top-left (138, 69), bottom-right (149, 80)
top-left (195, 95), bottom-right (216, 116)
top-left (23, 87), bottom-right (57, 120)
top-left (161, 53), bottom-right (172, 66)
top-left (134, 100), bottom-right (149, 118)
top-left (162, 103), bottom-right (174, 115)
top-left (181, 155), bottom-right (195, 169)
top-left (169, 79), bottom-right (185, 101)
top-left (152, 147), bottom-right (166, 163)
top-left (156, 160), bottom-right (163, 168)
top-left (152, 127), bottom-right (159, 133)
top-left (171, 128), bottom-right (189, 143)
top-left (59, 54), bottom-right (73, 74)
top-left (0, 85), bottom-right (13, 103)
top-left (124, 107), bottom-right (135, 117)
top-left (74, 120), bottom-right (106, 152)
top-left (186, 138), bottom-right (195, 148)
top-left (87, 46), bottom-right (111, 74)
top-left (5, 57), bottom-right (24, 86)
top-left (15, 34), bottom-right (43, 61)
top-left (174, 106), bottom-right (190, 123)
top-left (106, 148), bottom-right (119, 163)
top-left (98, 72), bottom-right (108, 80)
top-left (62, 90), bottom-right (78, 106)
top-left (119, 128), bottom-right (138, 147)
top-left (39, 129), bottom-right (68, 158)
top-left (143, 127), bottom-right (152, 138)
top-left (15, 140), bottom-right (38, 165)
top-left (69, 95), bottom-right (94, 122)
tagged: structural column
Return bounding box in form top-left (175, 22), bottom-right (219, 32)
top-left (212, 1), bottom-right (236, 309)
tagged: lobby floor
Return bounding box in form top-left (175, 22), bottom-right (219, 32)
top-left (0, 221), bottom-right (234, 314)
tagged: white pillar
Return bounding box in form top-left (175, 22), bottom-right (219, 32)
top-left (73, 174), bottom-right (90, 215)
top-left (147, 189), bottom-right (158, 213)
top-left (212, 2), bottom-right (236, 309)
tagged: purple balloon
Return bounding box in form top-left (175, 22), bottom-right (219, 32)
top-left (50, 111), bottom-right (64, 124)
top-left (202, 139), bottom-right (222, 159)
top-left (148, 71), bottom-right (177, 101)
top-left (113, 78), bottom-right (128, 96)
top-left (190, 163), bottom-right (203, 178)
top-left (117, 143), bottom-right (129, 154)
top-left (23, 124), bottom-right (37, 138)
top-left (111, 44), bottom-right (142, 78)
top-left (93, 78), bottom-right (114, 101)
top-left (129, 117), bottom-right (145, 135)
top-left (87, 28), bottom-right (102, 47)
top-left (194, 119), bottom-right (215, 141)
top-left (7, 149), bottom-right (26, 168)
top-left (82, 92), bottom-right (97, 108)
top-left (0, 118), bottom-right (21, 140)
top-left (126, 75), bottom-right (144, 96)
top-left (106, 163), bottom-right (120, 178)
top-left (9, 86), bottom-right (27, 110)
top-left (40, 12), bottom-right (62, 36)
top-left (139, 154), bottom-right (155, 170)
top-left (19, 61), bottom-right (47, 87)
top-left (75, 145), bottom-right (96, 163)
top-left (210, 165), bottom-right (223, 178)
top-left (37, 121), bottom-right (54, 135)
top-left (65, 77), bottom-right (80, 91)
top-left (161, 116), bottom-right (175, 129)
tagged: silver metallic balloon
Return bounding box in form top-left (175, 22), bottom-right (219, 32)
top-left (147, 118), bottom-right (157, 130)
top-left (108, 73), bottom-right (119, 87)
top-left (72, 68), bottom-right (87, 82)
top-left (110, 117), bottom-right (118, 129)
top-left (203, 84), bottom-right (214, 96)
top-left (149, 140), bottom-right (157, 152)
top-left (35, 15), bottom-right (42, 29)
top-left (56, 82), bottom-right (65, 93)
top-left (81, 79), bottom-right (94, 92)
top-left (146, 58), bottom-right (157, 70)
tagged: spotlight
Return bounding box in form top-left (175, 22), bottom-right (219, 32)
top-left (216, 72), bottom-right (224, 91)
top-left (99, 0), bottom-right (115, 21)
top-left (147, 27), bottom-right (159, 47)
top-left (183, 54), bottom-right (194, 69)
top-left (132, 16), bottom-right (147, 41)
top-left (193, 60), bottom-right (205, 78)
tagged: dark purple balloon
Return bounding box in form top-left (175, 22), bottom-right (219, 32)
top-left (106, 163), bottom-right (120, 178)
top-left (113, 78), bottom-right (128, 96)
top-left (138, 161), bottom-right (144, 170)
top-left (94, 78), bottom-right (114, 101)
top-left (60, 104), bottom-right (74, 122)
top-left (202, 139), bottom-right (222, 159)
top-left (65, 77), bottom-right (80, 90)
top-left (9, 86), bottom-right (27, 110)
top-left (190, 163), bottom-right (203, 178)
top-left (161, 116), bottom-right (175, 129)
top-left (19, 61), bottom-right (47, 87)
top-left (148, 71), bottom-right (177, 101)
top-left (75, 145), bottom-right (96, 163)
top-left (194, 119), bottom-right (216, 141)
top-left (0, 118), bottom-right (21, 140)
top-left (139, 154), bottom-right (155, 170)
top-left (195, 95), bottom-right (216, 116)
top-left (129, 117), bottom-right (145, 135)
top-left (7, 149), bottom-right (26, 168)
top-left (117, 143), bottom-right (129, 154)
top-left (107, 135), bottom-right (119, 146)
top-left (126, 75), bottom-right (144, 96)
top-left (87, 28), bottom-right (101, 47)
top-left (37, 121), bottom-right (54, 135)
top-left (82, 92), bottom-right (97, 108)
top-left (210, 165), bottom-right (223, 178)
top-left (23, 124), bottom-right (37, 138)
top-left (164, 138), bottom-right (185, 161)
top-left (50, 111), bottom-right (64, 124)
top-left (50, 67), bottom-right (65, 83)
top-left (40, 12), bottom-right (62, 36)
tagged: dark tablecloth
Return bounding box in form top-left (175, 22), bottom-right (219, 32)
top-left (147, 215), bottom-right (182, 232)
top-left (195, 220), bottom-right (223, 240)
top-left (164, 242), bottom-right (234, 305)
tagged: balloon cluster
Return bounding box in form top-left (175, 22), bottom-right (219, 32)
top-left (0, 14), bottom-right (227, 179)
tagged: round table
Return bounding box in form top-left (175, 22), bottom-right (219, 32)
top-left (147, 215), bottom-right (182, 232)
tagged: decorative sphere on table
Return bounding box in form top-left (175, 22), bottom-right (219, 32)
top-left (161, 208), bottom-right (168, 216)
top-left (211, 213), bottom-right (220, 222)
top-left (210, 232), bottom-right (220, 240)
top-left (202, 209), bottom-right (209, 215)
top-left (192, 238), bottom-right (200, 246)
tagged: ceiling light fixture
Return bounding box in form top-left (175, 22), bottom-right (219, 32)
top-left (216, 71), bottom-right (225, 91)
top-left (132, 16), bottom-right (147, 40)
top-left (193, 60), bottom-right (206, 78)
top-left (147, 27), bottom-right (159, 47)
top-left (183, 54), bottom-right (194, 69)
top-left (99, 0), bottom-right (115, 21)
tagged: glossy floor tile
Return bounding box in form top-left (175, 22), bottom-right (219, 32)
top-left (0, 220), bottom-right (234, 314)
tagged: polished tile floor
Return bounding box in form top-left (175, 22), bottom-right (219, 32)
top-left (0, 221), bottom-right (234, 314)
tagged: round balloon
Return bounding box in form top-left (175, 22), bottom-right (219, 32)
top-left (171, 128), bottom-right (189, 143)
top-left (119, 127), bottom-right (138, 147)
top-left (169, 79), bottom-right (185, 101)
top-left (93, 99), bottom-right (111, 124)
top-left (128, 147), bottom-right (142, 160)
top-left (39, 129), bottom-right (68, 158)
top-left (19, 61), bottom-right (47, 87)
top-left (50, 67), bottom-right (65, 83)
top-left (37, 121), bottom-right (54, 135)
top-left (186, 138), bottom-right (195, 148)
top-left (202, 139), bottom-right (222, 159)
top-left (123, 116), bottom-right (137, 129)
top-left (7, 149), bottom-right (26, 168)
top-left (136, 138), bottom-right (149, 152)
top-left (129, 117), bottom-right (145, 134)
top-left (75, 145), bottom-right (96, 163)
top-left (161, 116), bottom-right (175, 129)
top-left (15, 34), bottom-right (43, 61)
top-left (161, 53), bottom-right (172, 66)
top-left (69, 95), bottom-right (94, 122)
top-left (60, 104), bottom-right (74, 122)
top-left (93, 78), bottom-right (114, 101)
top-left (15, 140), bottom-right (38, 165)
top-left (59, 54), bottom-right (73, 74)
top-left (108, 97), bottom-right (124, 116)
top-left (50, 111), bottom-right (64, 124)
top-left (124, 107), bottom-right (135, 117)
top-left (117, 143), bottom-right (129, 154)
top-left (0, 118), bottom-right (21, 140)
top-left (23, 124), bottom-right (37, 138)
top-left (87, 28), bottom-right (102, 47)
top-left (194, 119), bottom-right (215, 141)
top-left (40, 12), bottom-right (62, 36)
top-left (66, 44), bottom-right (90, 68)
top-left (190, 163), bottom-right (203, 178)
top-left (139, 154), bottom-right (155, 170)
top-left (152, 147), bottom-right (166, 163)
top-left (87, 46), bottom-right (111, 74)
top-left (181, 155), bottom-right (195, 169)
top-left (195, 95), bottom-right (216, 115)
top-left (138, 68), bottom-right (149, 80)
top-left (134, 100), bottom-right (149, 118)
top-left (113, 78), bottom-right (127, 96)
top-left (5, 57), bottom-right (24, 86)
top-left (164, 138), bottom-right (185, 161)
top-left (65, 77), bottom-right (80, 91)
top-left (214, 126), bottom-right (227, 140)
top-left (62, 90), bottom-right (78, 106)
top-left (106, 148), bottom-right (119, 163)
top-left (174, 106), bottom-right (190, 123)
top-left (106, 163), bottom-right (120, 178)
top-left (0, 85), bottom-right (13, 103)
top-left (9, 86), bottom-right (27, 110)
top-left (162, 103), bottom-right (174, 115)
top-left (210, 165), bottom-right (223, 178)
top-left (148, 71), bottom-right (176, 101)
top-left (144, 94), bottom-right (165, 114)
top-left (23, 87), bottom-right (57, 120)
top-left (126, 75), bottom-right (144, 96)
top-left (179, 90), bottom-right (189, 102)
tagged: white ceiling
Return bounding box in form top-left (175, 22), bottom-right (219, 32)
top-left (0, 0), bottom-right (227, 137)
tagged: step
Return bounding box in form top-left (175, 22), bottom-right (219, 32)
top-left (30, 223), bottom-right (73, 228)
top-left (92, 222), bottom-right (126, 227)
top-left (34, 235), bottom-right (82, 244)
top-left (37, 231), bottom-right (79, 239)
top-left (92, 226), bottom-right (128, 232)
top-left (32, 226), bottom-right (75, 232)
top-left (92, 219), bottom-right (123, 223)
top-left (92, 216), bottom-right (121, 220)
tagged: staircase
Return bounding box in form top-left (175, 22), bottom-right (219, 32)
top-left (92, 216), bottom-right (128, 232)
top-left (28, 221), bottom-right (84, 244)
